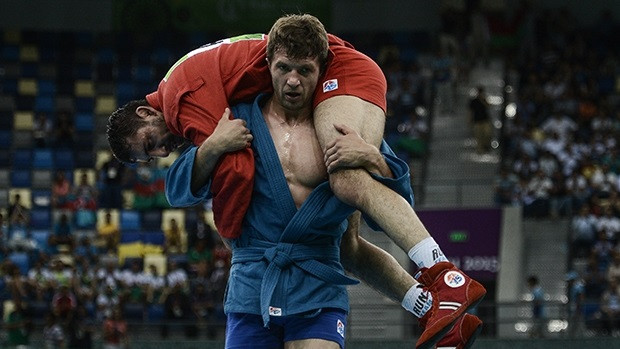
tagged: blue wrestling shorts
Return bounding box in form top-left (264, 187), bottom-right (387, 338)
top-left (225, 308), bottom-right (347, 349)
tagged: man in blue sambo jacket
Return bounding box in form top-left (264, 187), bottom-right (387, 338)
top-left (164, 15), bottom-right (483, 349)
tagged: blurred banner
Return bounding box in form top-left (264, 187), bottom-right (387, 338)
top-left (417, 208), bottom-right (501, 281)
top-left (114, 0), bottom-right (331, 33)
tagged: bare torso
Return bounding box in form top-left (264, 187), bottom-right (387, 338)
top-left (262, 100), bottom-right (327, 209)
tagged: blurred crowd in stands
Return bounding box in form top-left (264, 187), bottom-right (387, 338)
top-left (490, 4), bottom-right (620, 335)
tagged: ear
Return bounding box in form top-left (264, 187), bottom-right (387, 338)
top-left (135, 106), bottom-right (157, 119)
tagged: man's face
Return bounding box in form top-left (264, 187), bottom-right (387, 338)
top-left (268, 51), bottom-right (321, 113)
top-left (126, 106), bottom-right (185, 162)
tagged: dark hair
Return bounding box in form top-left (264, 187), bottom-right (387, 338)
top-left (267, 14), bottom-right (329, 71)
top-left (106, 99), bottom-right (149, 163)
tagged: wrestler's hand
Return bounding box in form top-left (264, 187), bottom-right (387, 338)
top-left (208, 108), bottom-right (253, 154)
top-left (323, 124), bottom-right (383, 174)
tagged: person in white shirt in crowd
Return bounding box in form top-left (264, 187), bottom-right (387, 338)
top-left (97, 260), bottom-right (123, 290)
top-left (540, 110), bottom-right (577, 142)
top-left (144, 264), bottom-right (166, 304)
top-left (96, 284), bottom-right (121, 321)
top-left (571, 204), bottom-right (598, 258)
top-left (165, 260), bottom-right (188, 291)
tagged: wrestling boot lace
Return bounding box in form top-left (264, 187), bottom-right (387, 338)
top-left (436, 313), bottom-right (482, 349)
top-left (415, 262), bottom-right (486, 349)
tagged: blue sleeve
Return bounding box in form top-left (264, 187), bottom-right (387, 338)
top-left (363, 140), bottom-right (415, 231)
top-left (165, 146), bottom-right (213, 207)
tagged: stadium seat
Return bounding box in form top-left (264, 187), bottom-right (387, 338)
top-left (20, 45), bottom-right (39, 62)
top-left (123, 303), bottom-right (145, 321)
top-left (11, 130), bottom-right (33, 149)
top-left (31, 189), bottom-right (52, 208)
top-left (32, 170), bottom-right (53, 189)
top-left (30, 208), bottom-right (51, 229)
top-left (0, 96), bottom-right (16, 112)
top-left (120, 230), bottom-right (143, 244)
top-left (0, 130), bottom-right (11, 148)
top-left (34, 95), bottom-right (54, 113)
top-left (55, 96), bottom-right (75, 113)
top-left (38, 64), bottom-right (57, 79)
top-left (17, 78), bottom-right (37, 95)
top-left (133, 66), bottom-right (152, 83)
top-left (1, 78), bottom-right (18, 95)
top-left (1, 45), bottom-right (19, 62)
top-left (32, 149), bottom-right (54, 169)
top-left (13, 111), bottom-right (34, 130)
top-left (75, 113), bottom-right (94, 132)
top-left (74, 80), bottom-right (94, 97)
top-left (75, 150), bottom-right (95, 168)
top-left (53, 149), bottom-right (75, 170)
top-left (74, 63), bottom-right (93, 79)
top-left (95, 95), bottom-right (116, 114)
top-left (75, 97), bottom-right (95, 112)
top-left (147, 304), bottom-right (164, 322)
top-left (8, 252), bottom-right (29, 275)
top-left (10, 170), bottom-right (31, 187)
top-left (142, 210), bottom-right (162, 230)
top-left (37, 79), bottom-right (56, 96)
top-left (0, 189), bottom-right (8, 207)
top-left (0, 170), bottom-right (9, 187)
top-left (11, 150), bottom-right (32, 169)
top-left (143, 231), bottom-right (165, 246)
top-left (31, 229), bottom-right (50, 251)
top-left (120, 210), bottom-right (141, 230)
top-left (0, 151), bottom-right (9, 167)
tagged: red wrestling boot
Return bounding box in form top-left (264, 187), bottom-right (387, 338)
top-left (415, 262), bottom-right (486, 349)
top-left (436, 314), bottom-right (482, 349)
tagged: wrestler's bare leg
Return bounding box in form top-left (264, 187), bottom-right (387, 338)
top-left (314, 95), bottom-right (431, 252)
top-left (340, 212), bottom-right (416, 300)
top-left (285, 339), bottom-right (339, 349)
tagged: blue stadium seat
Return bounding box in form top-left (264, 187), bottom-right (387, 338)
top-left (74, 64), bottom-right (93, 79)
top-left (120, 230), bottom-right (142, 244)
top-left (32, 170), bottom-right (53, 189)
top-left (31, 189), bottom-right (52, 208)
top-left (34, 95), bottom-right (55, 113)
top-left (142, 210), bottom-right (162, 230)
top-left (8, 252), bottom-right (29, 275)
top-left (75, 97), bottom-right (95, 112)
top-left (147, 304), bottom-right (164, 322)
top-left (133, 66), bottom-right (152, 83)
top-left (123, 303), bottom-right (145, 320)
top-left (11, 170), bottom-right (31, 187)
top-left (1, 45), bottom-right (19, 62)
top-left (53, 149), bottom-right (75, 170)
top-left (21, 63), bottom-right (38, 78)
top-left (31, 229), bottom-right (51, 251)
top-left (12, 149), bottom-right (32, 169)
top-left (120, 210), bottom-right (141, 230)
top-left (75, 113), bottom-right (94, 132)
top-left (30, 209), bottom-right (51, 229)
top-left (32, 149), bottom-right (54, 169)
top-left (143, 231), bottom-right (165, 246)
top-left (75, 150), bottom-right (95, 168)
top-left (0, 110), bottom-right (14, 129)
top-left (0, 151), bottom-right (10, 167)
top-left (37, 80), bottom-right (56, 96)
top-left (0, 130), bottom-right (11, 148)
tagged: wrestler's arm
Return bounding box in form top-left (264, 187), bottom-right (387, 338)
top-left (190, 108), bottom-right (252, 194)
top-left (340, 211), bottom-right (415, 302)
top-left (165, 108), bottom-right (251, 207)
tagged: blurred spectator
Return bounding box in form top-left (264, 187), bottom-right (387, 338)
top-left (565, 271), bottom-right (586, 337)
top-left (5, 298), bottom-right (33, 348)
top-left (96, 284), bottom-right (121, 322)
top-left (72, 258), bottom-right (96, 307)
top-left (73, 172), bottom-right (98, 229)
top-left (468, 86), bottom-right (492, 154)
top-left (571, 204), bottom-right (598, 258)
top-left (47, 259), bottom-right (72, 289)
top-left (33, 112), bottom-right (54, 148)
top-left (67, 305), bottom-right (94, 349)
top-left (120, 260), bottom-right (147, 304)
top-left (164, 218), bottom-right (186, 254)
top-left (53, 111), bottom-right (75, 149)
top-left (96, 260), bottom-right (122, 290)
top-left (608, 252), bottom-right (620, 285)
top-left (188, 239), bottom-right (213, 271)
top-left (165, 260), bottom-right (189, 292)
top-left (161, 284), bottom-right (197, 339)
top-left (50, 213), bottom-right (75, 251)
top-left (51, 284), bottom-right (77, 320)
top-left (97, 211), bottom-right (120, 253)
top-left (102, 307), bottom-right (129, 349)
top-left (3, 260), bottom-right (27, 299)
top-left (187, 209), bottom-right (215, 250)
top-left (494, 167), bottom-right (519, 205)
top-left (191, 281), bottom-right (216, 338)
top-left (432, 48), bottom-right (456, 114)
top-left (597, 278), bottom-right (620, 335)
top-left (98, 157), bottom-right (125, 209)
top-left (8, 193), bottom-right (29, 228)
top-left (43, 313), bottom-right (65, 349)
top-left (51, 171), bottom-right (73, 210)
top-left (523, 170), bottom-right (553, 218)
top-left (74, 236), bottom-right (98, 264)
top-left (527, 275), bottom-right (545, 338)
top-left (144, 264), bottom-right (165, 304)
top-left (26, 260), bottom-right (52, 301)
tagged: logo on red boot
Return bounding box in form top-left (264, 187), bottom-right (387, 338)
top-left (444, 270), bottom-right (465, 288)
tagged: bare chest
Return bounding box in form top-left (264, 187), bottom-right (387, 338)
top-left (266, 121), bottom-right (327, 207)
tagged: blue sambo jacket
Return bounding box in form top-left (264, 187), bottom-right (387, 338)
top-left (165, 94), bottom-right (414, 326)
